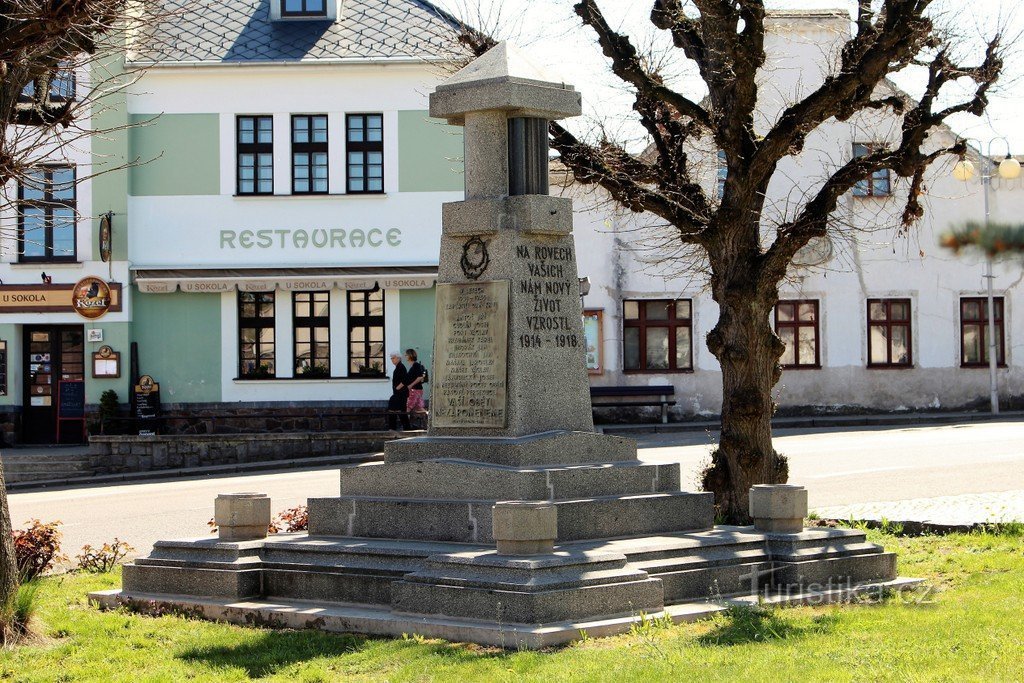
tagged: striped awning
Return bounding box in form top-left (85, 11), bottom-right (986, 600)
top-left (131, 266), bottom-right (437, 294)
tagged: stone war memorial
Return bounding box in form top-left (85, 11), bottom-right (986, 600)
top-left (91, 44), bottom-right (917, 649)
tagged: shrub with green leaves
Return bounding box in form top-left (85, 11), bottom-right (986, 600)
top-left (76, 539), bottom-right (135, 573)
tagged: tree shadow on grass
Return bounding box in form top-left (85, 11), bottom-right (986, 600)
top-left (697, 606), bottom-right (840, 647)
top-left (178, 630), bottom-right (369, 678)
top-left (177, 629), bottom-right (514, 678)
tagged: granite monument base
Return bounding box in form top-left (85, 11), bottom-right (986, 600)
top-left (100, 524), bottom-right (915, 649)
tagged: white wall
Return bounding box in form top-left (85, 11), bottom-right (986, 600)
top-left (568, 15), bottom-right (1024, 414)
top-left (126, 63), bottom-right (460, 269)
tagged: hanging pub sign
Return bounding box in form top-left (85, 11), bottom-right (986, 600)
top-left (99, 213), bottom-right (113, 263)
top-left (71, 277), bottom-right (113, 320)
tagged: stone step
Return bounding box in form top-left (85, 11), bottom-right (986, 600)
top-left (657, 561), bottom-right (771, 603)
top-left (2, 461), bottom-right (91, 473)
top-left (775, 542), bottom-right (885, 562)
top-left (308, 491), bottom-right (715, 543)
top-left (338, 459), bottom-right (681, 500)
top-left (2, 455), bottom-right (90, 465)
top-left (383, 430), bottom-right (639, 467)
top-left (598, 528), bottom-right (771, 564)
top-left (4, 469), bottom-right (90, 483)
top-left (765, 527), bottom-right (869, 550)
top-left (773, 551), bottom-right (898, 588)
top-left (630, 546), bottom-right (771, 575)
top-left (123, 563), bottom-right (262, 599)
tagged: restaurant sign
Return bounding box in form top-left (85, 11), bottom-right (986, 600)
top-left (0, 280), bottom-right (122, 316)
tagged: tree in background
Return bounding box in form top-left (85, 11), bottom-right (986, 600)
top-left (0, 0), bottom-right (161, 631)
top-left (459, 0), bottom-right (1004, 521)
top-left (942, 221), bottom-right (1024, 256)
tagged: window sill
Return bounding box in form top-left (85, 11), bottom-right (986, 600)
top-left (622, 369), bottom-right (694, 375)
top-left (233, 376), bottom-right (388, 383)
top-left (10, 261), bottom-right (82, 268)
top-left (960, 363), bottom-right (1008, 369)
top-left (232, 192), bottom-right (388, 198)
top-left (866, 364), bottom-right (914, 370)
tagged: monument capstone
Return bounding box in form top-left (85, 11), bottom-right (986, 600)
top-left (93, 43), bottom-right (917, 649)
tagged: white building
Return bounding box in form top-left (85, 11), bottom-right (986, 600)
top-left (570, 10), bottom-right (1024, 416)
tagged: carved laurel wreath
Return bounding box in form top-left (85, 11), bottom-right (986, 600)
top-left (461, 236), bottom-right (490, 280)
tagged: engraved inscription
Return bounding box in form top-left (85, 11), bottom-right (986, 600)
top-left (432, 281), bottom-right (509, 428)
top-left (515, 244), bottom-right (580, 350)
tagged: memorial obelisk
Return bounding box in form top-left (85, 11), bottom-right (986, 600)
top-left (383, 42), bottom-right (636, 465)
top-left (106, 44), bottom-right (907, 651)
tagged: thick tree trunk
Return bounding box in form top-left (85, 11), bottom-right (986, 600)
top-left (702, 263), bottom-right (789, 523)
top-left (0, 460), bottom-right (16, 612)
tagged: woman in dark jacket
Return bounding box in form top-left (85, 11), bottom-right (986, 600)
top-left (387, 351), bottom-right (411, 430)
top-left (405, 348), bottom-right (427, 415)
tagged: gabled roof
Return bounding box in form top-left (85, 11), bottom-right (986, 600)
top-left (129, 0), bottom-right (470, 65)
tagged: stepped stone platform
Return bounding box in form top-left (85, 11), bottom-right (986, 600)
top-left (96, 522), bottom-right (915, 649)
top-left (97, 429), bottom-right (914, 648)
top-left (93, 43), bottom-right (917, 649)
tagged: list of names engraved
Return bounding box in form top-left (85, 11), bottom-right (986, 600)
top-left (431, 280), bottom-right (509, 428)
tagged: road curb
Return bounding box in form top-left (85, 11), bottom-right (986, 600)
top-left (598, 410), bottom-right (1024, 435)
top-left (812, 518), bottom-right (1023, 536)
top-left (6, 451), bottom-right (384, 493)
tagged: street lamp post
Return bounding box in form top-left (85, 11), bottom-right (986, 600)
top-left (952, 139), bottom-right (1021, 415)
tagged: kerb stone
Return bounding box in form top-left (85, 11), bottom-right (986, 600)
top-left (749, 484), bottom-right (808, 534)
top-left (493, 501), bottom-right (557, 555)
top-left (215, 493), bottom-right (271, 542)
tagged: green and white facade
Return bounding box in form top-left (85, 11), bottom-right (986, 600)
top-left (0, 0), bottom-right (468, 443)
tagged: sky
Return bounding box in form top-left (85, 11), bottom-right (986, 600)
top-left (434, 0), bottom-right (1024, 153)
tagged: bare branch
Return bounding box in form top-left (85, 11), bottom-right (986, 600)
top-left (574, 0), bottom-right (713, 130)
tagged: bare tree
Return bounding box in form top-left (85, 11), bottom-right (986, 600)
top-left (460, 0), bottom-right (1004, 522)
top-left (0, 0), bottom-right (152, 625)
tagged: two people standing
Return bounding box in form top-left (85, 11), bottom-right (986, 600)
top-left (388, 349), bottom-right (427, 431)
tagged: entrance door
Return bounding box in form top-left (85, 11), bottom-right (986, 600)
top-left (22, 325), bottom-right (85, 444)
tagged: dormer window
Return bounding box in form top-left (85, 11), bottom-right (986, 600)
top-left (282, 0), bottom-right (326, 17)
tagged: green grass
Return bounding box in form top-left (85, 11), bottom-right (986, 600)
top-left (1, 530), bottom-right (1023, 682)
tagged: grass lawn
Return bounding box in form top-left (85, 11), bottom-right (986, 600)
top-left (1, 529), bottom-right (1022, 682)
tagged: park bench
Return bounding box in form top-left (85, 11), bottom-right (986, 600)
top-left (590, 385), bottom-right (677, 424)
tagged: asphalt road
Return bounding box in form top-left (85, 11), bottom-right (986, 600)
top-left (8, 420), bottom-right (1023, 558)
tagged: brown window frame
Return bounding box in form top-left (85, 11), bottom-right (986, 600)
top-left (960, 296), bottom-right (1006, 368)
top-left (867, 298), bottom-right (913, 368)
top-left (293, 291), bottom-right (331, 376)
top-left (622, 299), bottom-right (693, 374)
top-left (238, 292), bottom-right (276, 378)
top-left (346, 113), bottom-right (384, 194)
top-left (291, 114), bottom-right (328, 195)
top-left (237, 115), bottom-right (274, 196)
top-left (775, 300), bottom-right (821, 369)
top-left (18, 166), bottom-right (77, 263)
top-left (347, 289), bottom-right (386, 377)
top-left (852, 143), bottom-right (892, 197)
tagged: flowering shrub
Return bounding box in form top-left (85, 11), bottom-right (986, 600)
top-left (76, 539), bottom-right (136, 573)
top-left (12, 519), bottom-right (65, 581)
top-left (275, 506), bottom-right (309, 532)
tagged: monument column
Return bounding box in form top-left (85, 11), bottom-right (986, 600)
top-left (418, 42), bottom-right (592, 439)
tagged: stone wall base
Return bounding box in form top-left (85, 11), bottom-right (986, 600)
top-left (88, 431), bottom-right (395, 475)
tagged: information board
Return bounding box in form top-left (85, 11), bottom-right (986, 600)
top-left (58, 380), bottom-right (85, 419)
